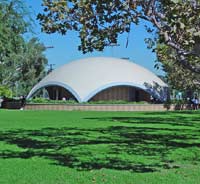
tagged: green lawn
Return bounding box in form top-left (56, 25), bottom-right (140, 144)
top-left (0, 110), bottom-right (200, 184)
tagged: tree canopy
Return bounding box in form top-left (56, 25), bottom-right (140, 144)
top-left (38, 0), bottom-right (200, 90)
top-left (0, 0), bottom-right (48, 96)
top-left (12, 38), bottom-right (48, 96)
top-left (156, 43), bottom-right (200, 91)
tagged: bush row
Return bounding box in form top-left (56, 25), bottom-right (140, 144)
top-left (27, 97), bottom-right (149, 104)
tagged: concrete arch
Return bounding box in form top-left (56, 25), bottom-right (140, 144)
top-left (26, 81), bottom-right (81, 102)
top-left (27, 57), bottom-right (168, 103)
top-left (83, 82), bottom-right (156, 102)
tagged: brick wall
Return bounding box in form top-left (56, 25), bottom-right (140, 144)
top-left (24, 104), bottom-right (181, 111)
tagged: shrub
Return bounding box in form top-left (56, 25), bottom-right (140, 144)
top-left (87, 100), bottom-right (149, 104)
top-left (27, 98), bottom-right (78, 104)
top-left (27, 98), bottom-right (149, 105)
top-left (28, 97), bottom-right (49, 103)
top-left (0, 86), bottom-right (12, 98)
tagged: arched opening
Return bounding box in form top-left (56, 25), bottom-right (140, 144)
top-left (45, 85), bottom-right (77, 101)
top-left (89, 86), bottom-right (150, 102)
top-left (31, 85), bottom-right (78, 101)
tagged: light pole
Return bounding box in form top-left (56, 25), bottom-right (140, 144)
top-left (44, 45), bottom-right (55, 74)
top-left (45, 46), bottom-right (54, 49)
top-left (47, 64), bottom-right (55, 74)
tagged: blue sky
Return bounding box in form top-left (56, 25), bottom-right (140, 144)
top-left (25, 0), bottom-right (163, 75)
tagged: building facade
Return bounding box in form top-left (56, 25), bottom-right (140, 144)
top-left (27, 57), bottom-right (168, 102)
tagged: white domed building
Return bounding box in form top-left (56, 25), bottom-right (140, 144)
top-left (27, 57), bottom-right (168, 102)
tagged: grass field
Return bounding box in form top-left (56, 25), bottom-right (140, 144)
top-left (0, 110), bottom-right (200, 184)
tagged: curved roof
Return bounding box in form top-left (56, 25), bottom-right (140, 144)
top-left (27, 57), bottom-right (168, 102)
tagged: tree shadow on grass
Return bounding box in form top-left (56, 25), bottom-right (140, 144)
top-left (84, 111), bottom-right (200, 128)
top-left (0, 112), bottom-right (200, 172)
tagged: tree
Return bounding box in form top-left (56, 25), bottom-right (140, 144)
top-left (0, 0), bottom-right (27, 89)
top-left (0, 0), bottom-right (31, 62)
top-left (13, 38), bottom-right (48, 96)
top-left (0, 0), bottom-right (48, 96)
top-left (156, 44), bottom-right (200, 92)
top-left (38, 0), bottom-right (200, 83)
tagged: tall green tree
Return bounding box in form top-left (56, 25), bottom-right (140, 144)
top-left (38, 0), bottom-right (200, 85)
top-left (13, 38), bottom-right (48, 96)
top-left (0, 0), bottom-right (30, 63)
top-left (0, 0), bottom-right (48, 96)
top-left (156, 44), bottom-right (200, 92)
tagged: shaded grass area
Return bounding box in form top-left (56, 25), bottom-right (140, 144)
top-left (0, 110), bottom-right (200, 184)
